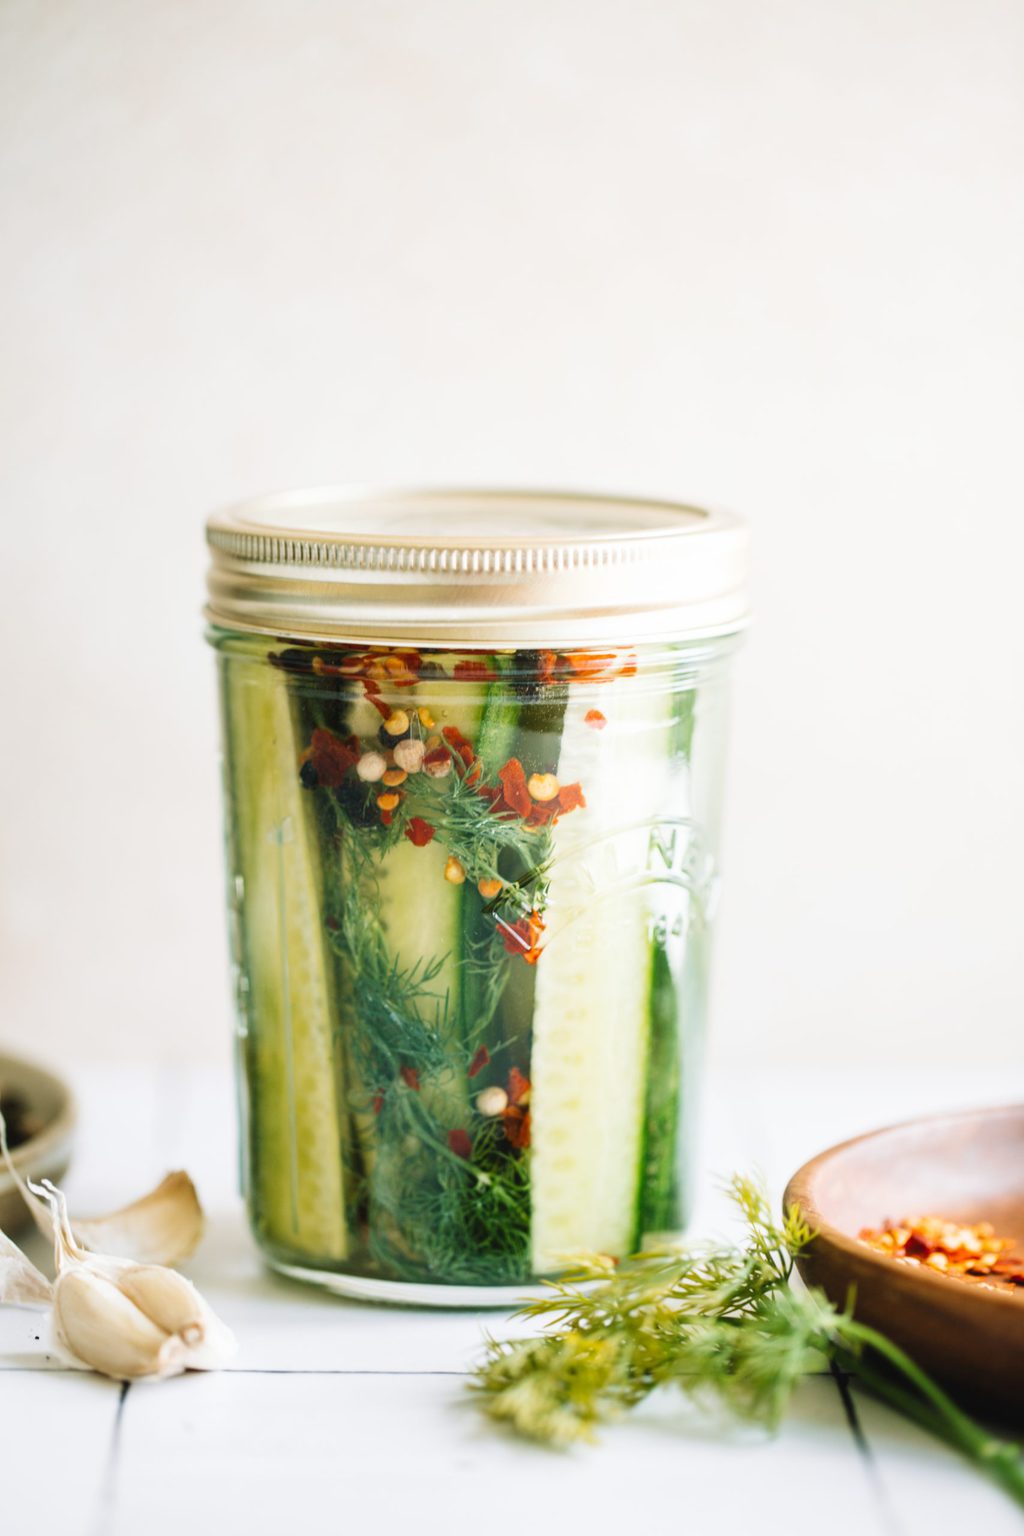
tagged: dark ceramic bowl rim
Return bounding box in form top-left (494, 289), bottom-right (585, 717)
top-left (0, 1050), bottom-right (77, 1187)
top-left (783, 1102), bottom-right (1024, 1317)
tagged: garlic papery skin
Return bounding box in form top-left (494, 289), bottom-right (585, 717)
top-left (27, 1170), bottom-right (205, 1267)
top-left (72, 1171), bottom-right (205, 1266)
top-left (0, 1225), bottom-right (52, 1306)
top-left (53, 1268), bottom-right (188, 1381)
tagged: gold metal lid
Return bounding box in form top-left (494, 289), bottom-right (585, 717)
top-left (205, 486), bottom-right (749, 647)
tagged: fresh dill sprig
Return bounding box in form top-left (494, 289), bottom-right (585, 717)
top-left (470, 1177), bottom-right (1024, 1510)
top-left (410, 761), bottom-right (556, 907)
top-left (319, 811), bottom-right (535, 1284)
top-left (301, 704), bottom-right (538, 1286)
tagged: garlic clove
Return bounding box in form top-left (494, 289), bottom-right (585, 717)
top-left (116, 1264), bottom-right (208, 1345)
top-left (0, 1225), bottom-right (53, 1305)
top-left (116, 1264), bottom-right (239, 1367)
top-left (68, 1171), bottom-right (205, 1266)
top-left (53, 1268), bottom-right (187, 1381)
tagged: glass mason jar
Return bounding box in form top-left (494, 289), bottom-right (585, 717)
top-left (205, 489), bottom-right (748, 1303)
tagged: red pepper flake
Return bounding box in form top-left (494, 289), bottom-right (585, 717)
top-left (442, 724), bottom-right (471, 753)
top-left (508, 1067), bottom-right (531, 1106)
top-left (585, 709), bottom-right (607, 730)
top-left (404, 817), bottom-right (436, 848)
top-left (565, 652), bottom-right (618, 681)
top-left (308, 728), bottom-right (361, 788)
top-left (488, 757), bottom-right (584, 829)
top-left (500, 910), bottom-right (545, 964)
top-left (447, 1128), bottom-right (473, 1160)
top-left (860, 1215), bottom-right (1024, 1286)
top-left (380, 809), bottom-right (394, 827)
top-left (454, 659), bottom-right (498, 683)
top-left (442, 725), bottom-right (478, 777)
top-left (423, 746), bottom-right (454, 780)
top-left (500, 916), bottom-right (530, 956)
top-left (537, 651), bottom-right (557, 686)
top-left (400, 1066), bottom-right (421, 1092)
top-left (372, 1095), bottom-right (384, 1115)
top-left (557, 782), bottom-right (586, 814)
top-left (562, 651), bottom-right (638, 684)
top-left (496, 758), bottom-right (532, 818)
top-left (325, 916), bottom-right (340, 931)
top-left (377, 653), bottom-right (420, 688)
top-left (502, 1106), bottom-right (531, 1149)
top-left (468, 1045), bottom-right (491, 1079)
top-left (525, 805), bottom-right (556, 831)
top-left (339, 653), bottom-right (371, 676)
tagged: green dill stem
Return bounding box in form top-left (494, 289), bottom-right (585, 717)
top-left (396, 1093), bottom-right (491, 1179)
top-left (836, 1322), bottom-right (1024, 1509)
top-left (469, 1177), bottom-right (1024, 1515)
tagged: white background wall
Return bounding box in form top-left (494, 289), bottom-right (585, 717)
top-left (2, 0), bottom-right (1022, 1076)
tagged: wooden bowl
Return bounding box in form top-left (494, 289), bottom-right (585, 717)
top-left (784, 1104), bottom-right (1024, 1411)
top-left (0, 1052), bottom-right (76, 1234)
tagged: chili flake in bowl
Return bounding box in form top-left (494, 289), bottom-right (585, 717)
top-left (859, 1215), bottom-right (1024, 1287)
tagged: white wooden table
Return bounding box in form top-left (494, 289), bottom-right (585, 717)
top-left (2, 1063), bottom-right (1020, 1536)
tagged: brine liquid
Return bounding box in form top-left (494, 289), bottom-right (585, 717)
top-left (218, 638), bottom-right (728, 1290)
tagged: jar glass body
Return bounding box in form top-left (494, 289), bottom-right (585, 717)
top-left (212, 631), bottom-right (736, 1303)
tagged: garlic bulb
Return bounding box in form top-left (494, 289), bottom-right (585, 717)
top-left (36, 1179), bottom-right (237, 1381)
top-left (0, 1105), bottom-right (234, 1383)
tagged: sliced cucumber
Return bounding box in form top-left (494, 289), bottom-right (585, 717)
top-left (638, 937), bottom-right (682, 1236)
top-left (222, 654), bottom-right (347, 1262)
top-left (472, 659), bottom-right (523, 771)
top-left (372, 680), bottom-right (488, 1057)
top-left (529, 678), bottom-right (673, 1271)
top-left (456, 660), bottom-right (525, 1046)
top-left (377, 833), bottom-right (463, 1035)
